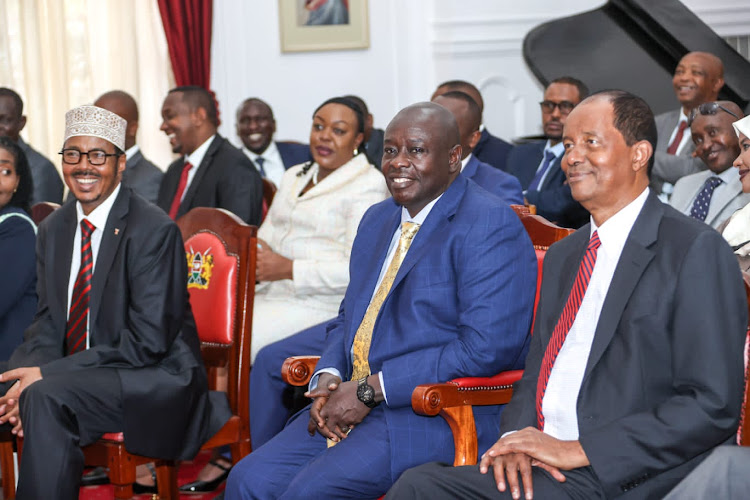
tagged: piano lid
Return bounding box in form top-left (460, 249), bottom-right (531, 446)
top-left (523, 0), bottom-right (750, 115)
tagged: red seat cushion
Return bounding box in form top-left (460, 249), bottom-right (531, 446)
top-left (184, 232), bottom-right (238, 345)
top-left (101, 432), bottom-right (124, 442)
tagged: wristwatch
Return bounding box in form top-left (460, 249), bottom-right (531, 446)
top-left (356, 377), bottom-right (379, 408)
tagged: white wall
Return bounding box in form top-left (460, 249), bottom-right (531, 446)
top-left (211, 0), bottom-right (750, 147)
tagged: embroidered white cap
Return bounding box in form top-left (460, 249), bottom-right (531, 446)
top-left (64, 105), bottom-right (126, 151)
top-left (732, 115), bottom-right (750, 140)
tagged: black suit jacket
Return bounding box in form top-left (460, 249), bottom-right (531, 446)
top-left (157, 136), bottom-right (262, 225)
top-left (500, 193), bottom-right (747, 498)
top-left (473, 128), bottom-right (512, 172)
top-left (506, 140), bottom-right (589, 228)
top-left (10, 188), bottom-right (230, 459)
top-left (121, 149), bottom-right (163, 204)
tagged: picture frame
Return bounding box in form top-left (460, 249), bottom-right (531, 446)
top-left (278, 0), bottom-right (370, 53)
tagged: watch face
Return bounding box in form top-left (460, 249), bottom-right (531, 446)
top-left (357, 380), bottom-right (376, 406)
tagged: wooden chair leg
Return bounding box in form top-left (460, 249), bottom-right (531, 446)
top-left (155, 460), bottom-right (178, 500)
top-left (106, 452), bottom-right (136, 500)
top-left (0, 439), bottom-right (16, 500)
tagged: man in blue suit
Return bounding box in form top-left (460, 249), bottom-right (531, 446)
top-left (432, 80), bottom-right (513, 172)
top-left (225, 102), bottom-right (537, 499)
top-left (433, 91), bottom-right (523, 204)
top-left (506, 77), bottom-right (589, 228)
top-left (236, 98), bottom-right (311, 187)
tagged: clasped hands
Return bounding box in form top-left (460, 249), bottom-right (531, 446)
top-left (478, 427), bottom-right (589, 500)
top-left (0, 367), bottom-right (43, 437)
top-left (305, 373), bottom-right (372, 442)
top-left (256, 239), bottom-right (293, 282)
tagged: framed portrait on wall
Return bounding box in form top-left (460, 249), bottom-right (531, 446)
top-left (278, 0), bottom-right (370, 52)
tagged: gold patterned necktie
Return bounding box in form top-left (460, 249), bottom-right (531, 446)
top-left (350, 221), bottom-right (421, 380)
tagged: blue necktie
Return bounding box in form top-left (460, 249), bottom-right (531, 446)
top-left (689, 176), bottom-right (723, 222)
top-left (255, 156), bottom-right (267, 177)
top-left (528, 150), bottom-right (557, 191)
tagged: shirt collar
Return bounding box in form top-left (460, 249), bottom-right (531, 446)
top-left (678, 108), bottom-right (688, 123)
top-left (243, 140), bottom-right (278, 162)
top-left (591, 187), bottom-right (649, 252)
top-left (717, 166), bottom-right (737, 184)
top-left (125, 144), bottom-right (140, 161)
top-left (400, 193), bottom-right (443, 226)
top-left (185, 134), bottom-right (216, 167)
top-left (76, 183), bottom-right (122, 231)
top-left (544, 139), bottom-right (565, 158)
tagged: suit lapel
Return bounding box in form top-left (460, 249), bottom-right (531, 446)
top-left (707, 175), bottom-right (742, 225)
top-left (89, 188), bottom-right (130, 338)
top-left (54, 204), bottom-right (77, 325)
top-left (582, 193), bottom-right (660, 381)
top-left (180, 136), bottom-right (222, 215)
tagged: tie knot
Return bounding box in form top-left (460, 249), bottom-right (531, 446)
top-left (707, 176), bottom-right (723, 188)
top-left (677, 120), bottom-right (688, 132)
top-left (401, 221), bottom-right (420, 241)
top-left (80, 219), bottom-right (95, 237)
top-left (255, 157), bottom-right (265, 166)
top-left (544, 150), bottom-right (556, 162)
top-left (183, 161), bottom-right (193, 172)
top-left (588, 230), bottom-right (601, 251)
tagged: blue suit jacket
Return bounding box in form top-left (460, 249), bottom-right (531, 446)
top-left (473, 128), bottom-right (512, 172)
top-left (317, 175), bottom-right (537, 479)
top-left (276, 141), bottom-right (312, 169)
top-left (506, 140), bottom-right (589, 228)
top-left (463, 155), bottom-right (523, 205)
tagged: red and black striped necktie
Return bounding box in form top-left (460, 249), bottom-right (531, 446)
top-left (66, 219), bottom-right (95, 354)
top-left (536, 230), bottom-right (601, 430)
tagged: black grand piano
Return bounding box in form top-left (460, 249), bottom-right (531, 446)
top-left (523, 0), bottom-right (750, 115)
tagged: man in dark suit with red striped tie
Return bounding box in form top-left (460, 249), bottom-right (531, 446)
top-left (0, 105), bottom-right (229, 499)
top-left (388, 91), bottom-right (746, 499)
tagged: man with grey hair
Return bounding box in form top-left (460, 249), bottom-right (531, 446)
top-left (0, 105), bottom-right (229, 499)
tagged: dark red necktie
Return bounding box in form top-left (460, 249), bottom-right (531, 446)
top-left (168, 161), bottom-right (193, 220)
top-left (666, 121), bottom-right (688, 155)
top-left (536, 231), bottom-right (601, 430)
top-left (66, 219), bottom-right (95, 354)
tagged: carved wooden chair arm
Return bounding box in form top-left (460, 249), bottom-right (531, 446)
top-left (281, 356), bottom-right (321, 386)
top-left (411, 370), bottom-right (523, 466)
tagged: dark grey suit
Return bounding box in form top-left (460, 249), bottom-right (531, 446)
top-left (388, 192), bottom-right (747, 499)
top-left (650, 109), bottom-right (705, 195)
top-left (157, 135), bottom-right (262, 225)
top-left (18, 138), bottom-right (63, 204)
top-left (8, 187), bottom-right (230, 499)
top-left (121, 149), bottom-right (162, 204)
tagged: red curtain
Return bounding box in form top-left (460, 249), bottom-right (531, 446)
top-left (157, 0), bottom-right (212, 88)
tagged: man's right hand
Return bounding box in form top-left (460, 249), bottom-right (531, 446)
top-left (305, 373), bottom-right (341, 438)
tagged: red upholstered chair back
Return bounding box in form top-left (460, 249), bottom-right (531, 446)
top-left (177, 208), bottom-right (257, 419)
top-left (31, 202), bottom-right (60, 224)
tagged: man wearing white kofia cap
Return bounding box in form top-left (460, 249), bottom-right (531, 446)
top-left (0, 105), bottom-right (230, 499)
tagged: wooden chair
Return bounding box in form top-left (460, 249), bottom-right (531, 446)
top-left (77, 207), bottom-right (257, 499)
top-left (261, 178), bottom-right (278, 222)
top-left (281, 210), bottom-right (575, 467)
top-left (30, 201), bottom-right (60, 224)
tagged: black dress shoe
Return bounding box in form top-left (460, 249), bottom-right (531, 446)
top-left (132, 480), bottom-right (158, 495)
top-left (80, 466), bottom-right (109, 486)
top-left (179, 459), bottom-right (232, 493)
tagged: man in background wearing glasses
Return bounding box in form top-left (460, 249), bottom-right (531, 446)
top-left (669, 101), bottom-right (750, 229)
top-left (506, 76), bottom-right (590, 228)
top-left (651, 51), bottom-right (725, 201)
top-left (0, 105), bottom-right (229, 499)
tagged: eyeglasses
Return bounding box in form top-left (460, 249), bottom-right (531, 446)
top-left (687, 102), bottom-right (741, 127)
top-left (59, 149), bottom-right (119, 166)
top-left (539, 100), bottom-right (576, 115)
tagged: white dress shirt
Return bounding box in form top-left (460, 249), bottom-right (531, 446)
top-left (310, 194), bottom-right (444, 403)
top-left (181, 135), bottom-right (215, 202)
top-left (67, 183), bottom-right (122, 349)
top-left (242, 141), bottom-right (286, 187)
top-left (541, 187), bottom-right (649, 440)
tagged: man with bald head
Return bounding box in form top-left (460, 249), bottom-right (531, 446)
top-left (432, 91), bottom-right (523, 204)
top-left (236, 97), bottom-right (311, 186)
top-left (224, 102), bottom-right (537, 499)
top-left (93, 90), bottom-right (162, 203)
top-left (670, 100), bottom-right (750, 229)
top-left (652, 51), bottom-right (725, 198)
top-left (388, 90), bottom-right (745, 499)
top-left (432, 80), bottom-right (513, 172)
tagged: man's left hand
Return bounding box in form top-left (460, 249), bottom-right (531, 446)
top-left (482, 427), bottom-right (590, 471)
top-left (0, 367), bottom-right (43, 436)
top-left (318, 379), bottom-right (371, 442)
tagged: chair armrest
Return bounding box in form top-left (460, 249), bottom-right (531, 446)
top-left (281, 356), bottom-right (321, 386)
top-left (411, 370), bottom-right (523, 466)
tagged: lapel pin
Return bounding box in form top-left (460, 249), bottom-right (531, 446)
top-left (114, 228), bottom-right (120, 235)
